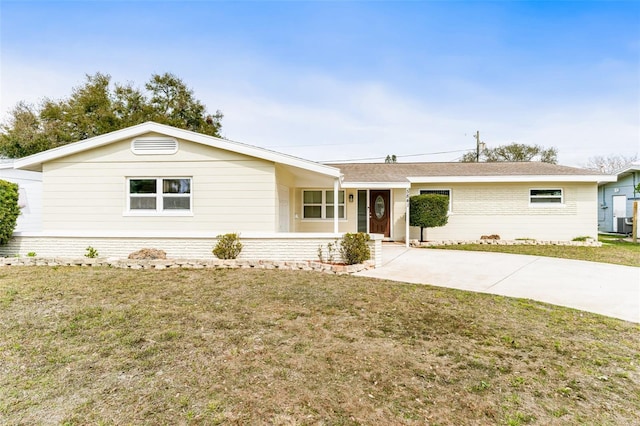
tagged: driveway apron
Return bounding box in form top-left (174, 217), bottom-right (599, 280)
top-left (355, 245), bottom-right (640, 323)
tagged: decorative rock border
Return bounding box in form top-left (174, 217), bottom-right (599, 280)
top-left (0, 257), bottom-right (375, 275)
top-left (410, 239), bottom-right (602, 247)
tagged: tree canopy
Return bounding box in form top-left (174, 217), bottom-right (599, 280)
top-left (0, 72), bottom-right (223, 158)
top-left (584, 154), bottom-right (637, 174)
top-left (461, 143), bottom-right (557, 164)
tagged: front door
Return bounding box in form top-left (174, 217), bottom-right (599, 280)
top-left (369, 190), bottom-right (390, 237)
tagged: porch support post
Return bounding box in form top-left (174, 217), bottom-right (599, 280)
top-left (405, 188), bottom-right (410, 248)
top-left (333, 178), bottom-right (339, 234)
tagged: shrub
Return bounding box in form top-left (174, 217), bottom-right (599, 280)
top-left (0, 180), bottom-right (20, 246)
top-left (339, 232), bottom-right (371, 265)
top-left (85, 246), bottom-right (99, 258)
top-left (409, 194), bottom-right (449, 242)
top-left (213, 233), bottom-right (243, 259)
top-left (27, 252), bottom-right (37, 257)
top-left (572, 236), bottom-right (591, 242)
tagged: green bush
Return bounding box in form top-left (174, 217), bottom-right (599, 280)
top-left (213, 233), bottom-right (243, 259)
top-left (409, 194), bottom-right (449, 242)
top-left (0, 180), bottom-right (20, 245)
top-left (339, 232), bottom-right (371, 265)
top-left (85, 246), bottom-right (99, 258)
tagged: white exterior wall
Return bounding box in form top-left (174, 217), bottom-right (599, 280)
top-left (0, 168), bottom-right (43, 233)
top-left (292, 188), bottom-right (358, 233)
top-left (404, 182), bottom-right (598, 241)
top-left (41, 134), bottom-right (277, 234)
top-left (0, 233), bottom-right (383, 267)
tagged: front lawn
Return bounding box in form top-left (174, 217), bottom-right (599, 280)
top-left (1, 267), bottom-right (638, 425)
top-left (429, 235), bottom-right (640, 267)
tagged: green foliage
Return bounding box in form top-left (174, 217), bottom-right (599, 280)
top-left (26, 252), bottom-right (36, 257)
top-left (318, 240), bottom-right (340, 263)
top-left (213, 233), bottom-right (243, 260)
top-left (339, 233), bottom-right (371, 265)
top-left (0, 72), bottom-right (223, 158)
top-left (635, 183), bottom-right (640, 193)
top-left (384, 154), bottom-right (397, 163)
top-left (0, 180), bottom-right (20, 245)
top-left (461, 143), bottom-right (557, 164)
top-left (409, 194), bottom-right (449, 241)
top-left (85, 246), bottom-right (99, 258)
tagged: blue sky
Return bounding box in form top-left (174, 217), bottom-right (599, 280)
top-left (1, 0), bottom-right (638, 166)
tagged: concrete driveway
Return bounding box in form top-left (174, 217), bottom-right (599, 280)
top-left (355, 244), bottom-right (640, 323)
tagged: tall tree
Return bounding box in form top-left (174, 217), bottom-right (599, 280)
top-left (461, 143), bottom-right (558, 164)
top-left (0, 72), bottom-right (223, 158)
top-left (584, 154), bottom-right (638, 174)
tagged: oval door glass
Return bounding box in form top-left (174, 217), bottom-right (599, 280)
top-left (374, 195), bottom-right (385, 219)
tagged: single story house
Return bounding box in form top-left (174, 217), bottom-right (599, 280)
top-left (598, 162), bottom-right (639, 236)
top-left (1, 122), bottom-right (614, 261)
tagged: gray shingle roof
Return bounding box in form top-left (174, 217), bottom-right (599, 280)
top-left (329, 162), bottom-right (607, 183)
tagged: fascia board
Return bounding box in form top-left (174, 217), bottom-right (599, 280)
top-left (407, 175), bottom-right (616, 184)
top-left (14, 122), bottom-right (157, 170)
top-left (14, 121), bottom-right (341, 178)
top-left (341, 182), bottom-right (411, 189)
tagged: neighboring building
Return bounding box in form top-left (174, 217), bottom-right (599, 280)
top-left (0, 162), bottom-right (42, 233)
top-left (1, 122), bottom-right (614, 259)
top-left (598, 162), bottom-right (640, 235)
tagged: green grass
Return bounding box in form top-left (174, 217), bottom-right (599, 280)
top-left (429, 235), bottom-right (640, 267)
top-left (1, 267), bottom-right (638, 425)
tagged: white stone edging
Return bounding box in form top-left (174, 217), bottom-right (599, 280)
top-left (0, 257), bottom-right (375, 275)
top-left (410, 239), bottom-right (602, 247)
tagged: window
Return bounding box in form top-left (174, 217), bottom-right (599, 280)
top-left (530, 188), bottom-right (563, 204)
top-left (420, 189), bottom-right (452, 212)
top-left (302, 190), bottom-right (345, 219)
top-left (128, 178), bottom-right (191, 214)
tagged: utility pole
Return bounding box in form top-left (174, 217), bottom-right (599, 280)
top-left (474, 131), bottom-right (485, 162)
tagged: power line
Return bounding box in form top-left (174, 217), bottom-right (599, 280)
top-left (322, 148), bottom-right (474, 163)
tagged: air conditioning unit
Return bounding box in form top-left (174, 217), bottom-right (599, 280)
top-left (617, 218), bottom-right (633, 235)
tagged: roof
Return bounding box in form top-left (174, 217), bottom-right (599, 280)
top-left (615, 161), bottom-right (640, 176)
top-left (331, 162), bottom-right (615, 188)
top-left (13, 122), bottom-right (342, 178)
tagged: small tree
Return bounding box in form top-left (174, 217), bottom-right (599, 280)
top-left (409, 194), bottom-right (449, 242)
top-left (0, 180), bottom-right (20, 245)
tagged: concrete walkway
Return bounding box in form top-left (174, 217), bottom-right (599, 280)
top-left (355, 244), bottom-right (640, 323)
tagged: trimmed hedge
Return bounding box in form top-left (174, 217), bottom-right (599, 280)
top-left (0, 180), bottom-right (20, 245)
top-left (409, 194), bottom-right (449, 242)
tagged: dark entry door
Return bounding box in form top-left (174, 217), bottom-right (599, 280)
top-left (369, 190), bottom-right (390, 237)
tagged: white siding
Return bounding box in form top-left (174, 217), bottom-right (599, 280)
top-left (41, 135), bottom-right (277, 233)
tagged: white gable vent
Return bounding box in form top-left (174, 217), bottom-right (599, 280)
top-left (131, 138), bottom-right (179, 155)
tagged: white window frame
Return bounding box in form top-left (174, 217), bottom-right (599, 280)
top-left (125, 177), bottom-right (193, 216)
top-left (419, 188), bottom-right (452, 213)
top-left (529, 188), bottom-right (564, 206)
top-left (302, 189), bottom-right (346, 220)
